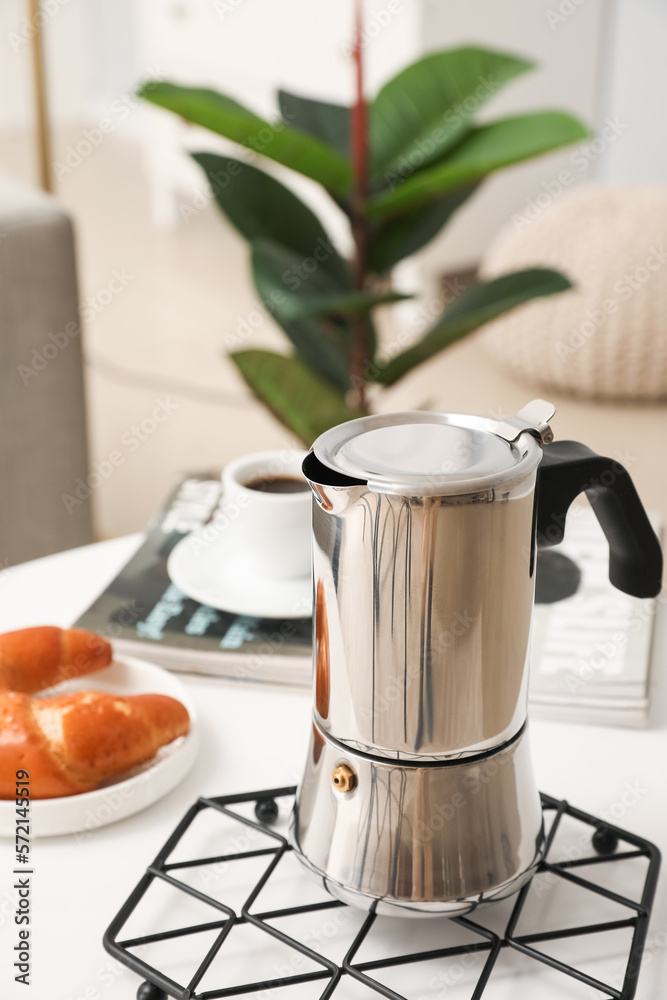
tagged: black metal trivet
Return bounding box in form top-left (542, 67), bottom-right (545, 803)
top-left (104, 788), bottom-right (660, 1000)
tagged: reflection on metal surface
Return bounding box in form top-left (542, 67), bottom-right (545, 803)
top-left (310, 477), bottom-right (537, 760)
top-left (314, 579), bottom-right (330, 720)
top-left (311, 481), bottom-right (333, 511)
top-left (292, 723), bottom-right (544, 915)
top-left (312, 722), bottom-right (325, 765)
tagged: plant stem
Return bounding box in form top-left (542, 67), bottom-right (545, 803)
top-left (349, 0), bottom-right (371, 411)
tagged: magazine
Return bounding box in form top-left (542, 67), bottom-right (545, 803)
top-left (75, 474), bottom-right (312, 686)
top-left (530, 504), bottom-right (660, 728)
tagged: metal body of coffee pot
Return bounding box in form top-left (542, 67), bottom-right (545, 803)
top-left (291, 403), bottom-right (662, 916)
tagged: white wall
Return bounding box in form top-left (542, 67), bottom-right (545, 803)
top-left (0, 0), bottom-right (91, 132)
top-left (0, 0), bottom-right (423, 137)
top-left (599, 0), bottom-right (667, 182)
top-left (417, 0), bottom-right (609, 270)
top-left (137, 0), bottom-right (422, 113)
top-left (86, 0), bottom-right (140, 114)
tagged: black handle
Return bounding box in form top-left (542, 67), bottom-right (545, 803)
top-left (536, 440), bottom-right (662, 598)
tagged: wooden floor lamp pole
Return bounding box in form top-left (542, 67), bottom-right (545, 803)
top-left (27, 0), bottom-right (53, 192)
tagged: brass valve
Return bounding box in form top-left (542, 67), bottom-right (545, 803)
top-left (331, 763), bottom-right (357, 792)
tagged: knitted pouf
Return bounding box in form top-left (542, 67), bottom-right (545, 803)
top-left (478, 185), bottom-right (667, 400)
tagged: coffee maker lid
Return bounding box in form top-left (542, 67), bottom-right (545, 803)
top-left (312, 402), bottom-right (555, 496)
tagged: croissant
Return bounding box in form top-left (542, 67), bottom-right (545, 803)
top-left (0, 627), bottom-right (112, 694)
top-left (0, 691), bottom-right (190, 798)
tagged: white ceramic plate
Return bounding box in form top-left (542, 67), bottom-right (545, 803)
top-left (167, 527), bottom-right (312, 618)
top-left (0, 656), bottom-right (198, 839)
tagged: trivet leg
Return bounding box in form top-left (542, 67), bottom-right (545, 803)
top-left (592, 825), bottom-right (619, 856)
top-left (136, 982), bottom-right (167, 1000)
top-left (255, 797), bottom-right (279, 824)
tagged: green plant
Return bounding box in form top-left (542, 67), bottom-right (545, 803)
top-left (139, 15), bottom-right (587, 444)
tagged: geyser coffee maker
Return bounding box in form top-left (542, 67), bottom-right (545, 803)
top-left (291, 402), bottom-right (662, 916)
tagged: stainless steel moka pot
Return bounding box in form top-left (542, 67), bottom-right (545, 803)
top-left (291, 402), bottom-right (662, 917)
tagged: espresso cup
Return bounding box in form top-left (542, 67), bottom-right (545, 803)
top-left (221, 449), bottom-right (311, 580)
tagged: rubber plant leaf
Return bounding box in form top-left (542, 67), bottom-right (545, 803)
top-left (279, 289), bottom-right (413, 320)
top-left (373, 268), bottom-right (573, 386)
top-left (367, 183), bottom-right (480, 274)
top-left (250, 238), bottom-right (354, 393)
top-left (139, 81), bottom-right (352, 195)
top-left (231, 349), bottom-right (361, 445)
top-left (369, 46), bottom-right (534, 181)
top-left (368, 111), bottom-right (590, 218)
top-left (192, 152), bottom-right (349, 284)
top-left (278, 89), bottom-right (350, 159)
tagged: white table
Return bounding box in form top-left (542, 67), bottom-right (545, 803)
top-left (0, 537), bottom-right (665, 999)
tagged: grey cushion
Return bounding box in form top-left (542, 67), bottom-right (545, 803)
top-left (0, 172), bottom-right (93, 565)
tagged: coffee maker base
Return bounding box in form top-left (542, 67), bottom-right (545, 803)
top-left (291, 723), bottom-right (545, 917)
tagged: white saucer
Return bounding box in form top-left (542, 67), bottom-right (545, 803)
top-left (0, 656), bottom-right (198, 839)
top-left (167, 526), bottom-right (312, 618)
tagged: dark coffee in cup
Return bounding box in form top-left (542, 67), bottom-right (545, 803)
top-left (243, 475), bottom-right (309, 494)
